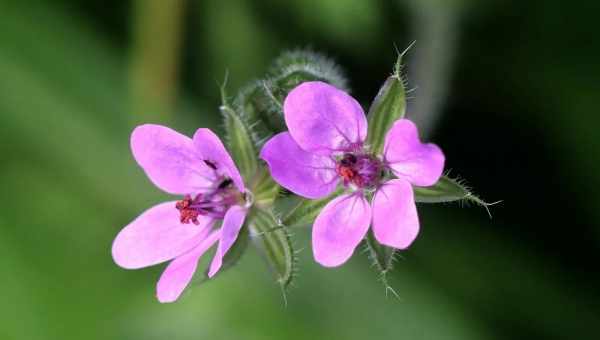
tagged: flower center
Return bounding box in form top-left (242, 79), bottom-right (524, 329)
top-left (175, 178), bottom-right (240, 223)
top-left (335, 153), bottom-right (383, 189)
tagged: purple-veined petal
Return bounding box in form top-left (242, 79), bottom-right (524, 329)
top-left (193, 128), bottom-right (245, 192)
top-left (383, 119), bottom-right (445, 187)
top-left (312, 193), bottom-right (372, 267)
top-left (156, 229), bottom-right (220, 303)
top-left (112, 201), bottom-right (213, 269)
top-left (260, 132), bottom-right (339, 199)
top-left (207, 205), bottom-right (247, 277)
top-left (284, 81), bottom-right (367, 155)
top-left (372, 179), bottom-right (419, 249)
top-left (131, 124), bottom-right (217, 195)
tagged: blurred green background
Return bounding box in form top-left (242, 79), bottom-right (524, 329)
top-left (1, 0), bottom-right (599, 339)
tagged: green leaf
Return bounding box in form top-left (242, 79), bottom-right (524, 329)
top-left (282, 187), bottom-right (342, 228)
top-left (221, 103), bottom-right (258, 181)
top-left (366, 52), bottom-right (407, 154)
top-left (249, 208), bottom-right (295, 288)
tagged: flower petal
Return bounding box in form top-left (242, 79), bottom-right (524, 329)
top-left (260, 132), bottom-right (339, 199)
top-left (372, 179), bottom-right (419, 249)
top-left (131, 124), bottom-right (216, 195)
top-left (193, 128), bottom-right (245, 192)
top-left (112, 201), bottom-right (213, 269)
top-left (383, 119), bottom-right (445, 186)
top-left (284, 81), bottom-right (367, 155)
top-left (207, 205), bottom-right (247, 277)
top-left (156, 229), bottom-right (220, 303)
top-left (312, 193), bottom-right (372, 267)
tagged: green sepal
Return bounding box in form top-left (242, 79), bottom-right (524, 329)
top-left (249, 208), bottom-right (295, 289)
top-left (282, 187), bottom-right (343, 228)
top-left (220, 103), bottom-right (257, 181)
top-left (414, 175), bottom-right (475, 203)
top-left (195, 221), bottom-right (250, 284)
top-left (267, 49), bottom-right (349, 88)
top-left (366, 53), bottom-right (407, 155)
top-left (251, 168), bottom-right (280, 208)
top-left (214, 223), bottom-right (250, 275)
top-left (414, 175), bottom-right (498, 217)
top-left (364, 230), bottom-right (400, 298)
top-left (365, 230), bottom-right (396, 273)
top-left (234, 50), bottom-right (348, 148)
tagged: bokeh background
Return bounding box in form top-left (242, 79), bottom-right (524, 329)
top-left (1, 0), bottom-right (599, 339)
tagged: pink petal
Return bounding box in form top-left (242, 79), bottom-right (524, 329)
top-left (112, 201), bottom-right (213, 269)
top-left (383, 119), bottom-right (445, 187)
top-left (372, 179), bottom-right (419, 249)
top-left (312, 193), bottom-right (372, 267)
top-left (193, 128), bottom-right (245, 192)
top-left (156, 229), bottom-right (220, 303)
top-left (260, 132), bottom-right (339, 199)
top-left (207, 205), bottom-right (247, 277)
top-left (284, 81), bottom-right (367, 155)
top-left (131, 124), bottom-right (216, 195)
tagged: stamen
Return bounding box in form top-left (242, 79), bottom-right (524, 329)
top-left (218, 178), bottom-right (233, 189)
top-left (340, 153), bottom-right (357, 166)
top-left (176, 195), bottom-right (201, 225)
top-left (204, 160), bottom-right (217, 170)
top-left (336, 164), bottom-right (356, 185)
top-left (335, 153), bottom-right (383, 189)
top-left (175, 177), bottom-right (242, 223)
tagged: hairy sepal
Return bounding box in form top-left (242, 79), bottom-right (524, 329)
top-left (221, 103), bottom-right (258, 181)
top-left (364, 230), bottom-right (400, 298)
top-left (195, 222), bottom-right (250, 284)
top-left (249, 208), bottom-right (296, 289)
top-left (414, 175), bottom-right (498, 218)
top-left (366, 52), bottom-right (407, 154)
top-left (234, 50), bottom-right (348, 148)
top-left (282, 188), bottom-right (343, 228)
top-left (251, 168), bottom-right (280, 208)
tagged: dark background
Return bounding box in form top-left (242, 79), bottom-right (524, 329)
top-left (1, 1), bottom-right (598, 339)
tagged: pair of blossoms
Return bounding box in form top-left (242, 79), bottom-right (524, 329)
top-left (112, 81), bottom-right (444, 302)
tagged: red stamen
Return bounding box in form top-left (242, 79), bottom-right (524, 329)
top-left (336, 164), bottom-right (356, 186)
top-left (175, 195), bottom-right (200, 225)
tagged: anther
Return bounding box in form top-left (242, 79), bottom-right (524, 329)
top-left (204, 160), bottom-right (217, 170)
top-left (218, 178), bottom-right (233, 189)
top-left (176, 195), bottom-right (200, 225)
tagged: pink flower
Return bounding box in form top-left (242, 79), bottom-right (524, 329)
top-left (112, 125), bottom-right (249, 303)
top-left (260, 81), bottom-right (445, 267)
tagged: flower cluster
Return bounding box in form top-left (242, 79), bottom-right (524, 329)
top-left (111, 51), bottom-right (480, 303)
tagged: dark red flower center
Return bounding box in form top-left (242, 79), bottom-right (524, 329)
top-left (336, 153), bottom-right (383, 189)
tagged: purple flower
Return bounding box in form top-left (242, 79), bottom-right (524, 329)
top-left (260, 81), bottom-right (445, 267)
top-left (112, 124), bottom-right (250, 302)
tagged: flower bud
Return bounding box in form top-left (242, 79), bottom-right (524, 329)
top-left (234, 50), bottom-right (348, 148)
